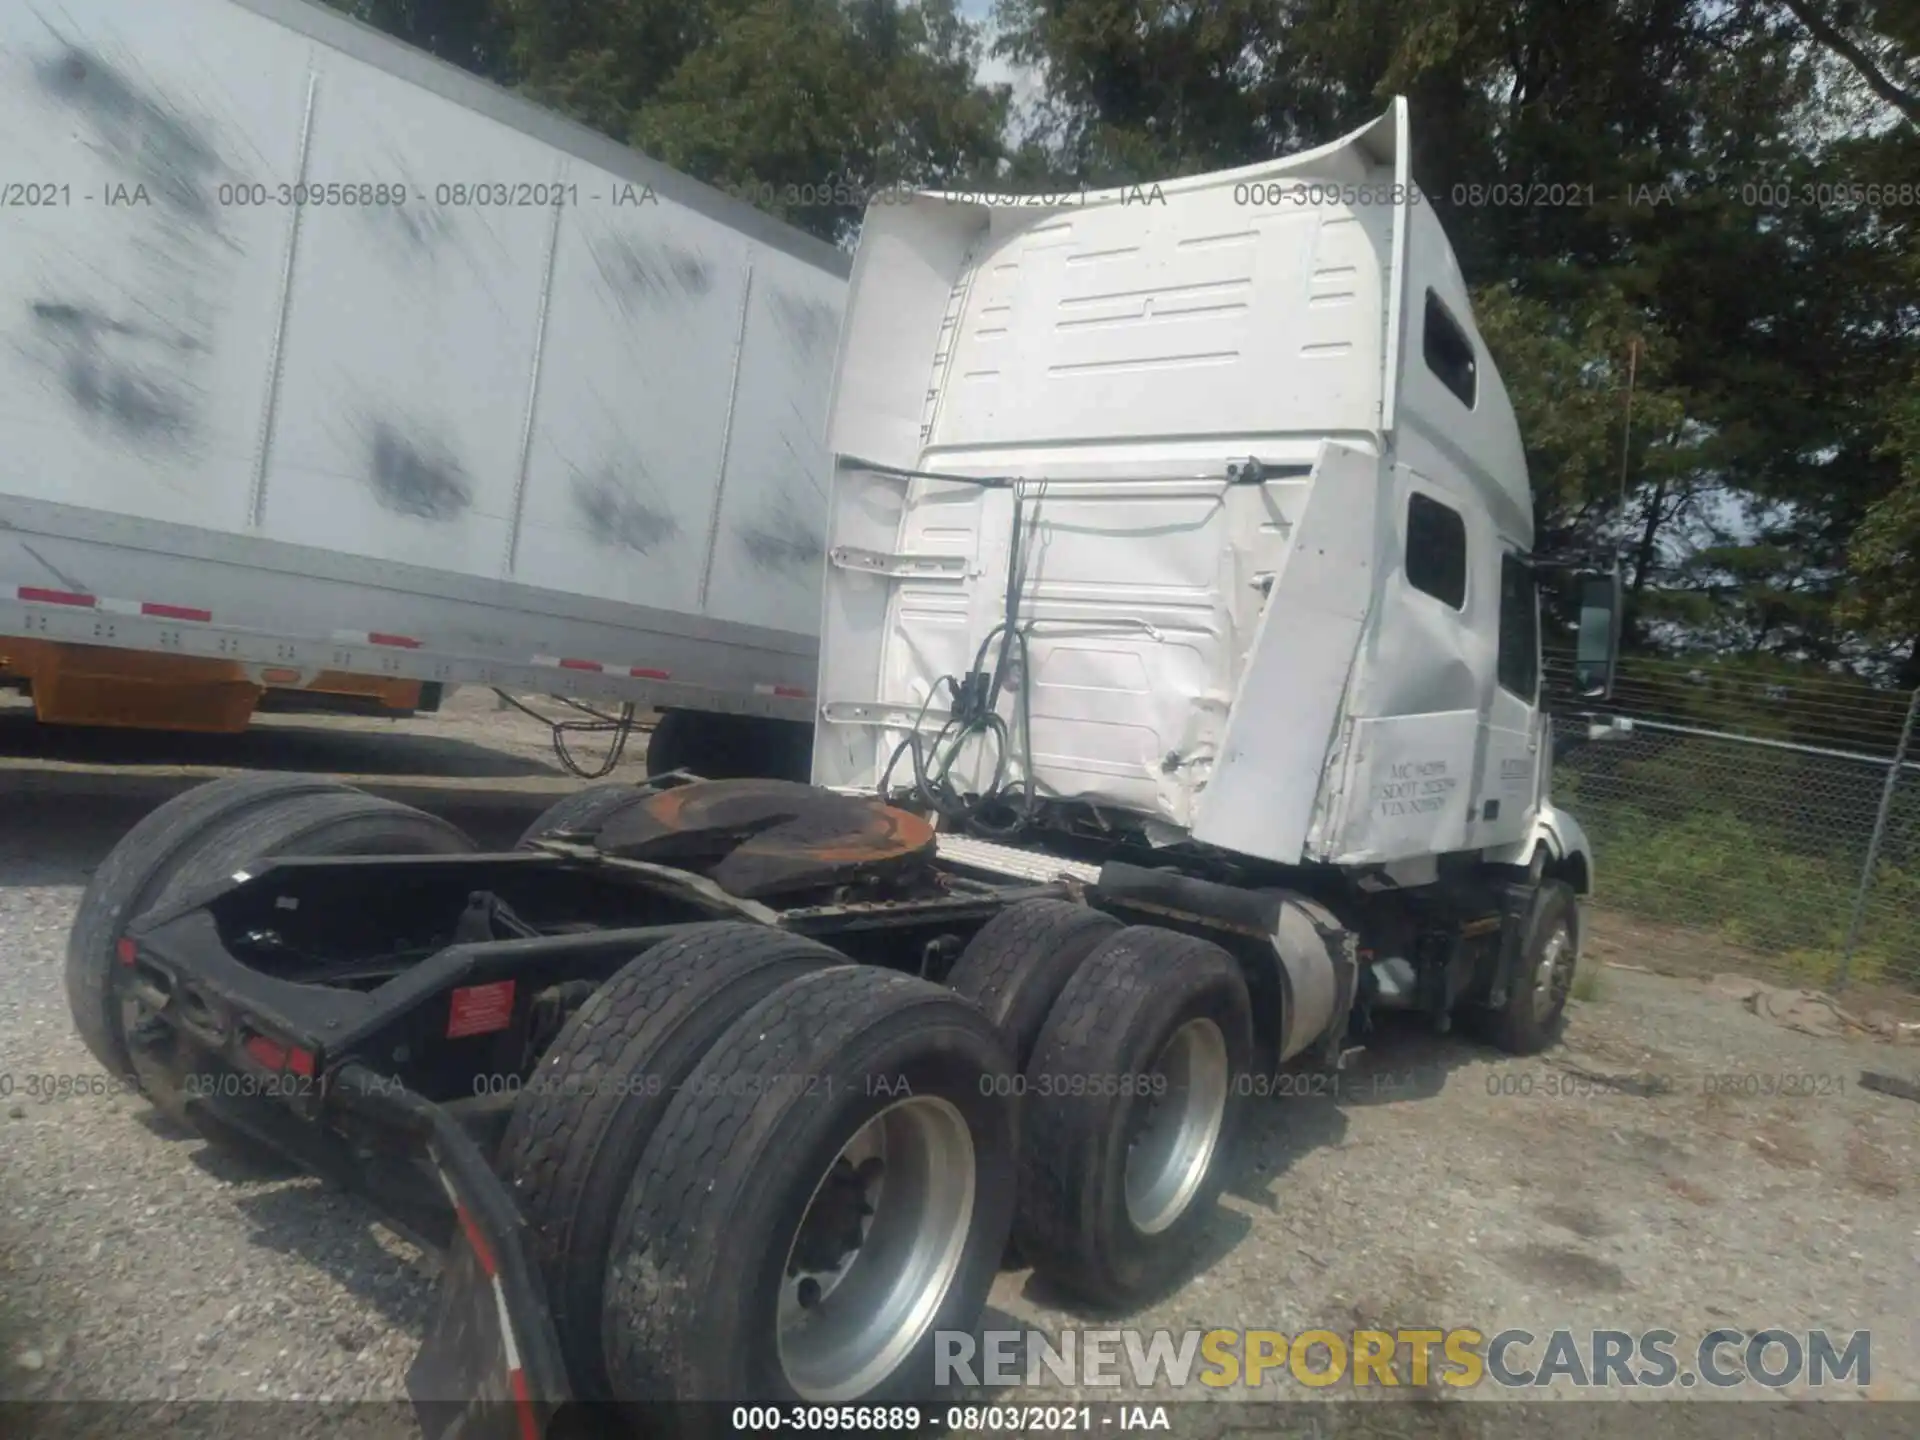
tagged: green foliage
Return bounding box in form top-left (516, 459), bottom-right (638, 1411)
top-left (626, 0), bottom-right (1008, 241)
top-left (328, 1), bottom-right (1009, 242)
top-left (1556, 755), bottom-right (1920, 989)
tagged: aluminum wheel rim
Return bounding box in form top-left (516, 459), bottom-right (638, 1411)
top-left (1124, 1018), bottom-right (1229, 1236)
top-left (776, 1096), bottom-right (975, 1402)
top-left (1532, 923), bottom-right (1574, 1022)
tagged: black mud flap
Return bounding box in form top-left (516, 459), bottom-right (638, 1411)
top-left (409, 1191), bottom-right (570, 1440)
top-left (330, 1066), bottom-right (572, 1440)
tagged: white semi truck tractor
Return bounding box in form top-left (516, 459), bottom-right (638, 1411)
top-left (71, 99), bottom-right (1619, 1437)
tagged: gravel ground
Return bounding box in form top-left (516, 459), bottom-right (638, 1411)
top-left (2, 690), bottom-right (1916, 1434)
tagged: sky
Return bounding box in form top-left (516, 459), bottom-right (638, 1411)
top-left (957, 0), bottom-right (1044, 126)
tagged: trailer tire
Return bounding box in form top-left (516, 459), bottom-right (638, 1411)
top-left (497, 923), bottom-right (841, 1399)
top-left (945, 899), bottom-right (1122, 1069)
top-left (602, 967), bottom-right (1017, 1417)
top-left (513, 784), bottom-right (649, 849)
top-left (1475, 880), bottom-right (1580, 1056)
top-left (1014, 926), bottom-right (1253, 1307)
top-left (647, 709), bottom-right (812, 782)
top-left (67, 773), bottom-right (358, 1082)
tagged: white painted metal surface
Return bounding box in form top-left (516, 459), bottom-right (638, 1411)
top-left (818, 101), bottom-right (1560, 870)
top-left (933, 833), bottom-right (1099, 887)
top-left (0, 0), bottom-right (846, 718)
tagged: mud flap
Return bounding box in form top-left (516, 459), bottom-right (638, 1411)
top-left (409, 1190), bottom-right (569, 1440)
top-left (329, 1066), bottom-right (571, 1440)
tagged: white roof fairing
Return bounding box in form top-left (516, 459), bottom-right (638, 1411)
top-left (825, 99), bottom-right (1531, 543)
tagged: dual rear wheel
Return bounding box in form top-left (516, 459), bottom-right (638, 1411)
top-left (69, 779), bottom-right (1256, 1420)
top-left (497, 925), bottom-right (1017, 1414)
top-left (506, 898), bottom-right (1254, 1416)
top-left (947, 901), bottom-right (1255, 1306)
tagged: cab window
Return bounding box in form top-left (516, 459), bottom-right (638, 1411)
top-left (1497, 553), bottom-right (1540, 700)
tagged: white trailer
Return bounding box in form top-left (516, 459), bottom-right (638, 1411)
top-left (0, 0), bottom-right (844, 771)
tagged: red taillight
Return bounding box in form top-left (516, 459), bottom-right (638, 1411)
top-left (286, 1047), bottom-right (315, 1078)
top-left (244, 1035), bottom-right (288, 1071)
top-left (115, 937), bottom-right (138, 967)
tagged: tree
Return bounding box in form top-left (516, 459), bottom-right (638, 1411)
top-left (321, 0), bottom-right (516, 77)
top-left (331, 2), bottom-right (1009, 244)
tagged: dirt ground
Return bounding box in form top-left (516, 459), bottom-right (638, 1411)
top-left (1, 687), bottom-right (1915, 1435)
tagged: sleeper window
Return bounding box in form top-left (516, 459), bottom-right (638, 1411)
top-left (1406, 493), bottom-right (1467, 610)
top-left (1424, 290), bottom-right (1478, 409)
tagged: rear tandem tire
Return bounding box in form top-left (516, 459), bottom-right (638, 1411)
top-left (601, 966), bottom-right (1017, 1423)
top-left (513, 783), bottom-right (650, 849)
top-left (945, 899), bottom-right (1123, 1069)
top-left (66, 773), bottom-right (358, 1082)
top-left (497, 922), bottom-right (842, 1400)
top-left (1014, 925), bottom-right (1254, 1307)
top-left (66, 779), bottom-right (475, 1125)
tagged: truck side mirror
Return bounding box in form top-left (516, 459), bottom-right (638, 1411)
top-left (1574, 571), bottom-right (1623, 699)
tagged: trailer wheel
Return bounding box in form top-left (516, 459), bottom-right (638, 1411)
top-left (602, 967), bottom-right (1016, 1416)
top-left (513, 784), bottom-right (649, 849)
top-left (945, 899), bottom-right (1122, 1068)
top-left (1475, 880), bottom-right (1580, 1056)
top-left (1014, 926), bottom-right (1253, 1306)
top-left (67, 773), bottom-right (358, 1081)
top-left (497, 923), bottom-right (840, 1399)
top-left (647, 709), bottom-right (812, 782)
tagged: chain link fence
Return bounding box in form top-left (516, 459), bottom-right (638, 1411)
top-left (1544, 652), bottom-right (1920, 999)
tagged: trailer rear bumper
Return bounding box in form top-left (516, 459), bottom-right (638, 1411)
top-left (331, 1066), bottom-right (574, 1440)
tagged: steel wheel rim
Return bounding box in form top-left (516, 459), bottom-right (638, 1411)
top-left (776, 1096), bottom-right (975, 1401)
top-left (1124, 1018), bottom-right (1229, 1236)
top-left (1532, 923), bottom-right (1574, 1022)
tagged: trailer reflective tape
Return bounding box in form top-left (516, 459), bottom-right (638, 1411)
top-left (330, 629), bottom-right (422, 648)
top-left (756, 683), bottom-right (811, 698)
top-left (14, 586), bottom-right (216, 621)
top-left (92, 596), bottom-right (215, 622)
top-left (557, 658), bottom-right (603, 672)
top-left (630, 666), bottom-right (672, 680)
top-left (447, 980), bottom-right (516, 1039)
top-left (15, 586), bottom-right (96, 607)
